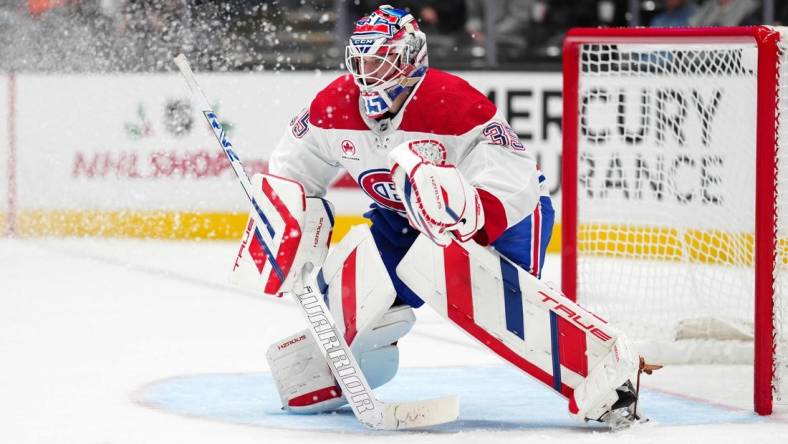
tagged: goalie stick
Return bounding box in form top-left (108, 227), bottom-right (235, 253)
top-left (173, 54), bottom-right (458, 430)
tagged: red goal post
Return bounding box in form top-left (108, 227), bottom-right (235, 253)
top-left (561, 26), bottom-right (786, 415)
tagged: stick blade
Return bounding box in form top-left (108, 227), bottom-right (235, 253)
top-left (381, 395), bottom-right (459, 430)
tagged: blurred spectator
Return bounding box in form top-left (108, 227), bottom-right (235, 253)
top-left (117, 0), bottom-right (191, 70)
top-left (4, 0), bottom-right (665, 71)
top-left (401, 0), bottom-right (467, 64)
top-left (346, 1), bottom-right (466, 35)
top-left (403, 1), bottom-right (466, 35)
top-left (547, 0), bottom-right (629, 28)
top-left (465, 0), bottom-right (533, 61)
top-left (777, 1), bottom-right (788, 25)
top-left (28, 0), bottom-right (76, 17)
top-left (465, 0), bottom-right (531, 42)
top-left (689, 0), bottom-right (761, 27)
top-left (650, 0), bottom-right (698, 27)
top-left (522, 0), bottom-right (629, 60)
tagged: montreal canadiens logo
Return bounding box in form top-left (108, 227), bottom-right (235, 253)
top-left (357, 168), bottom-right (405, 212)
top-left (341, 139), bottom-right (356, 156)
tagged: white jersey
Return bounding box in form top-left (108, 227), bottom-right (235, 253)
top-left (269, 68), bottom-right (547, 243)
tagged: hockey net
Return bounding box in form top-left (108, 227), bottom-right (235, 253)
top-left (562, 26), bottom-right (788, 414)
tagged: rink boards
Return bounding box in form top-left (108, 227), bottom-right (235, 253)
top-left (0, 71), bottom-right (564, 248)
top-left (0, 71), bottom-right (764, 265)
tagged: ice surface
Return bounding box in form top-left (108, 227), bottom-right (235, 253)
top-left (141, 367), bottom-right (760, 432)
top-left (1, 238), bottom-right (787, 443)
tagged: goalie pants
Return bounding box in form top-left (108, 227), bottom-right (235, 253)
top-left (364, 195), bottom-right (555, 308)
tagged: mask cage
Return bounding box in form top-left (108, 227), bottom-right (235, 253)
top-left (345, 43), bottom-right (411, 88)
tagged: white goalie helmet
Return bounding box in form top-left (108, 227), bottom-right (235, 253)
top-left (344, 5), bottom-right (428, 118)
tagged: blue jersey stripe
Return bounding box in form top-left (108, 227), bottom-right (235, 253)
top-left (500, 258), bottom-right (524, 340)
top-left (549, 311), bottom-right (562, 391)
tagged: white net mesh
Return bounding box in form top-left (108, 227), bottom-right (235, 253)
top-left (775, 30), bottom-right (788, 405)
top-left (574, 30), bottom-right (788, 405)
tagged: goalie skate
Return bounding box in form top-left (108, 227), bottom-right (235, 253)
top-left (596, 381), bottom-right (645, 431)
top-left (593, 358), bottom-right (663, 430)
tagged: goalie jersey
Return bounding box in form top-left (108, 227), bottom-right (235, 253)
top-left (269, 68), bottom-right (553, 306)
top-left (270, 69), bottom-right (548, 241)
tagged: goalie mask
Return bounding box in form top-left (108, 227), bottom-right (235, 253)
top-left (345, 5), bottom-right (428, 119)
